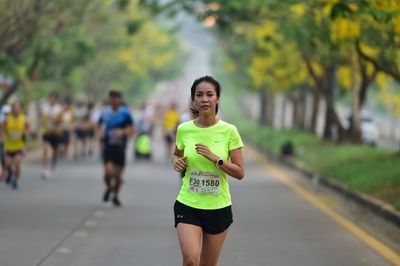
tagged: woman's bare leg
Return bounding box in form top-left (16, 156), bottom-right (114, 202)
top-left (200, 228), bottom-right (229, 266)
top-left (177, 223), bottom-right (203, 266)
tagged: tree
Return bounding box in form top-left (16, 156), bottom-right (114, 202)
top-left (0, 0), bottom-right (185, 105)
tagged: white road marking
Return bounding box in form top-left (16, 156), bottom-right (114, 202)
top-left (84, 220), bottom-right (97, 227)
top-left (56, 248), bottom-right (71, 254)
top-left (73, 231), bottom-right (88, 237)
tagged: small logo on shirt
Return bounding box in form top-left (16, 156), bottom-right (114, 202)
top-left (177, 215), bottom-right (184, 219)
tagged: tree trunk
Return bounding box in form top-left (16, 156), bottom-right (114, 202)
top-left (347, 57), bottom-right (378, 143)
top-left (299, 91), bottom-right (307, 130)
top-left (259, 89), bottom-right (267, 126)
top-left (266, 90), bottom-right (274, 127)
top-left (349, 54), bottom-right (362, 144)
top-left (359, 68), bottom-right (377, 109)
top-left (322, 64), bottom-right (346, 141)
top-left (302, 56), bottom-right (322, 134)
top-left (310, 86), bottom-right (320, 134)
top-left (291, 92), bottom-right (298, 128)
top-left (292, 91), bottom-right (306, 129)
top-left (281, 94), bottom-right (287, 129)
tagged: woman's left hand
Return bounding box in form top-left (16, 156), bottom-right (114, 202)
top-left (195, 144), bottom-right (218, 162)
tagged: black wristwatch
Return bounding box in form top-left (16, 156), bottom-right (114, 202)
top-left (216, 158), bottom-right (224, 167)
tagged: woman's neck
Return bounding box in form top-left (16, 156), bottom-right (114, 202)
top-left (196, 114), bottom-right (218, 127)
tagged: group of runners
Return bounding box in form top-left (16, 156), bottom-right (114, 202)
top-left (40, 93), bottom-right (97, 178)
top-left (0, 94), bottom-right (99, 187)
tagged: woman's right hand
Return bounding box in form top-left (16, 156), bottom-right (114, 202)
top-left (173, 156), bottom-right (187, 172)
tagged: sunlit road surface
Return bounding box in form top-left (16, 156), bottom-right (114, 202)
top-left (0, 132), bottom-right (395, 266)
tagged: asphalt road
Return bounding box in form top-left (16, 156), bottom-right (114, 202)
top-left (0, 134), bottom-right (395, 266)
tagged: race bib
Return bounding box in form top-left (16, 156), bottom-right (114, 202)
top-left (9, 130), bottom-right (22, 140)
top-left (189, 169), bottom-right (221, 195)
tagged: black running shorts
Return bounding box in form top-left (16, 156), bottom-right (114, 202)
top-left (174, 200), bottom-right (233, 234)
top-left (103, 145), bottom-right (126, 167)
top-left (42, 133), bottom-right (61, 148)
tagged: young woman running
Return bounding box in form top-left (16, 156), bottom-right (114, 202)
top-left (172, 76), bottom-right (245, 266)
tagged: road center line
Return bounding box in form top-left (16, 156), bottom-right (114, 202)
top-left (36, 207), bottom-right (98, 266)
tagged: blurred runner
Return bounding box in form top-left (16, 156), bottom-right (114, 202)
top-left (2, 101), bottom-right (30, 189)
top-left (134, 102), bottom-right (154, 161)
top-left (85, 101), bottom-right (96, 157)
top-left (73, 100), bottom-right (88, 160)
top-left (162, 103), bottom-right (180, 159)
top-left (0, 104), bottom-right (10, 182)
top-left (135, 102), bottom-right (154, 136)
top-left (59, 97), bottom-right (74, 159)
top-left (91, 100), bottom-right (109, 160)
top-left (178, 102), bottom-right (195, 179)
top-left (98, 91), bottom-right (134, 207)
top-left (179, 100), bottom-right (195, 124)
top-left (40, 93), bottom-right (63, 179)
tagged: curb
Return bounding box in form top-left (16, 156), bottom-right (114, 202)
top-left (251, 143), bottom-right (400, 229)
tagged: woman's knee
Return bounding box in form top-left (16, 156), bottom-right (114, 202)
top-left (182, 253), bottom-right (199, 266)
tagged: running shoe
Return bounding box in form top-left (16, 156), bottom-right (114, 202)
top-left (112, 196), bottom-right (122, 207)
top-left (41, 169), bottom-right (51, 179)
top-left (5, 172), bottom-right (12, 185)
top-left (11, 180), bottom-right (18, 190)
top-left (103, 188), bottom-right (112, 202)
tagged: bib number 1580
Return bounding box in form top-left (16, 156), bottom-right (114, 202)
top-left (190, 178), bottom-right (220, 187)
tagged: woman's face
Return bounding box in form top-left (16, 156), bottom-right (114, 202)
top-left (193, 81), bottom-right (219, 115)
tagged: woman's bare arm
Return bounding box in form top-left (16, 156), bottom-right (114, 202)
top-left (172, 146), bottom-right (187, 172)
top-left (219, 148), bottom-right (244, 180)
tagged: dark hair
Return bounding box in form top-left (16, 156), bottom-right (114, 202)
top-left (109, 90), bottom-right (122, 98)
top-left (190, 76), bottom-right (221, 117)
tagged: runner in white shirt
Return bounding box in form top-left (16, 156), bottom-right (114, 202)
top-left (40, 93), bottom-right (63, 179)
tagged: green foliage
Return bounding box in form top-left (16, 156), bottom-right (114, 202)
top-left (0, 0), bottom-right (185, 104)
top-left (330, 3), bottom-right (354, 19)
top-left (126, 19), bottom-right (143, 35)
top-left (118, 0), bottom-right (131, 11)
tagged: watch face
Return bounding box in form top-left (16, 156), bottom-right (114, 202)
top-left (217, 159), bottom-right (223, 166)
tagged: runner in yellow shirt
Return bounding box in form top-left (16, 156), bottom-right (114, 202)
top-left (2, 101), bottom-right (30, 190)
top-left (162, 103), bottom-right (180, 159)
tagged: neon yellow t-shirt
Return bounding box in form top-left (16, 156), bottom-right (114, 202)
top-left (176, 120), bottom-right (244, 210)
top-left (4, 113), bottom-right (26, 152)
top-left (135, 134), bottom-right (151, 154)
